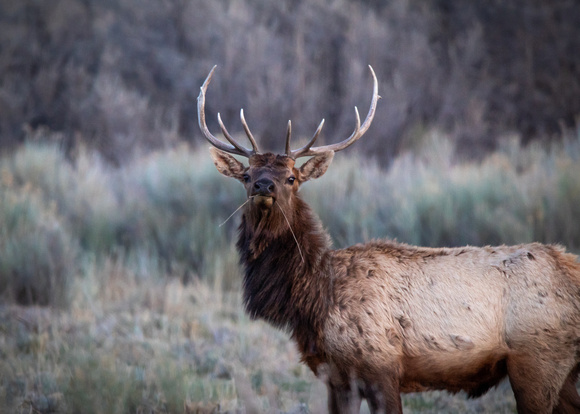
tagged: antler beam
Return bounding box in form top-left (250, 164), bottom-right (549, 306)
top-left (287, 65), bottom-right (380, 159)
top-left (198, 65), bottom-right (379, 159)
top-left (197, 65), bottom-right (259, 157)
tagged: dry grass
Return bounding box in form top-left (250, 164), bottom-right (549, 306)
top-left (0, 275), bottom-right (518, 414)
top-left (0, 275), bottom-right (322, 414)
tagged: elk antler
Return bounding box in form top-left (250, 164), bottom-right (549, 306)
top-left (197, 65), bottom-right (260, 157)
top-left (286, 65), bottom-right (379, 159)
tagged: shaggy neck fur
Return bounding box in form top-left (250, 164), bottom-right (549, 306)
top-left (237, 194), bottom-right (333, 367)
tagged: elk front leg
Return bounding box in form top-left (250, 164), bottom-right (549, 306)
top-left (363, 377), bottom-right (403, 414)
top-left (327, 379), bottom-right (362, 414)
top-left (325, 367), bottom-right (362, 414)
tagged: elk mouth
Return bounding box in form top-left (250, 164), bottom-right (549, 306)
top-left (252, 195), bottom-right (274, 209)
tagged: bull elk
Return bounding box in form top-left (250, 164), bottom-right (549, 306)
top-left (197, 65), bottom-right (580, 413)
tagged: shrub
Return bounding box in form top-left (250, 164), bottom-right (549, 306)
top-left (7, 143), bottom-right (121, 254)
top-left (0, 181), bottom-right (77, 307)
top-left (118, 146), bottom-right (245, 283)
top-left (1, 133), bottom-right (579, 307)
top-left (305, 131), bottom-right (580, 251)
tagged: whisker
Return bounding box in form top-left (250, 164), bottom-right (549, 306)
top-left (219, 197), bottom-right (252, 227)
top-left (276, 203), bottom-right (305, 264)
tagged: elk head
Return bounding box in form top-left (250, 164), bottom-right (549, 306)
top-left (197, 65), bottom-right (379, 229)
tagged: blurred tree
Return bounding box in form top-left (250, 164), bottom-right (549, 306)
top-left (0, 0), bottom-right (578, 163)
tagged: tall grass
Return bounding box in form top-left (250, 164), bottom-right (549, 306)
top-left (0, 132), bottom-right (579, 412)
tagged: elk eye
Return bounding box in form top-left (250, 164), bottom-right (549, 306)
top-left (243, 174), bottom-right (250, 183)
top-left (287, 176), bottom-right (296, 185)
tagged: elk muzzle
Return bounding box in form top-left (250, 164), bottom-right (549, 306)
top-left (251, 178), bottom-right (275, 208)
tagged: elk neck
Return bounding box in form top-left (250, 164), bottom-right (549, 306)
top-left (236, 194), bottom-right (334, 358)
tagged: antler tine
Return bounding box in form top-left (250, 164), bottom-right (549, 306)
top-left (197, 65), bottom-right (257, 157)
top-left (290, 65), bottom-right (380, 159)
top-left (240, 109), bottom-right (260, 153)
top-left (285, 121), bottom-right (292, 156)
top-left (288, 119), bottom-right (325, 158)
top-left (217, 113), bottom-right (252, 155)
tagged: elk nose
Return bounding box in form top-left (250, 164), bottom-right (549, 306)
top-left (253, 178), bottom-right (275, 195)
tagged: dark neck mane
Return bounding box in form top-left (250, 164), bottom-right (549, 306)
top-left (237, 196), bottom-right (333, 356)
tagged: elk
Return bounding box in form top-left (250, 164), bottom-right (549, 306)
top-left (197, 65), bottom-right (580, 414)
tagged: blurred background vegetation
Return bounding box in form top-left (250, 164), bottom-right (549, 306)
top-left (1, 133), bottom-right (579, 308)
top-left (1, 0), bottom-right (579, 412)
top-left (1, 0), bottom-right (579, 162)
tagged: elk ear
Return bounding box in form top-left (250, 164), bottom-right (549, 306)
top-left (209, 147), bottom-right (246, 181)
top-left (298, 151), bottom-right (334, 182)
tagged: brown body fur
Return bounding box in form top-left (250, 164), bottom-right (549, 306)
top-left (208, 149), bottom-right (580, 414)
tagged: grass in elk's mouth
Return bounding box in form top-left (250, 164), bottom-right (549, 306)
top-left (276, 202), bottom-right (305, 263)
top-left (219, 198), bottom-right (252, 228)
top-left (253, 195), bottom-right (274, 208)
